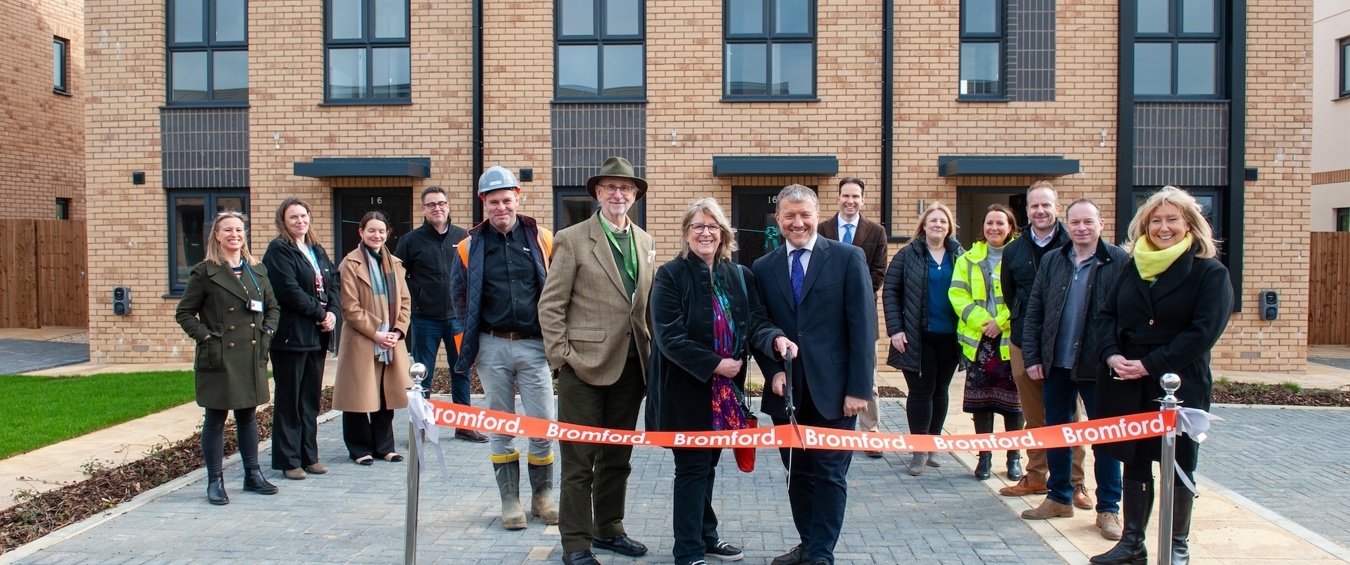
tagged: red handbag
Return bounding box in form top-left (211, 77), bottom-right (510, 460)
top-left (735, 413), bottom-right (757, 472)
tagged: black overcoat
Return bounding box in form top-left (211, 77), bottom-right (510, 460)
top-left (262, 238), bottom-right (341, 352)
top-left (645, 254), bottom-right (783, 432)
top-left (1093, 243), bottom-right (1232, 464)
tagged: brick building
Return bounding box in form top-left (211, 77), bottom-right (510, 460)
top-left (1312, 1), bottom-right (1350, 231)
top-left (2, 0), bottom-right (84, 220)
top-left (84, 0), bottom-right (1310, 372)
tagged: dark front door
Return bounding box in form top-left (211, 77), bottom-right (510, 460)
top-left (335, 189), bottom-right (415, 256)
top-left (731, 186), bottom-right (784, 269)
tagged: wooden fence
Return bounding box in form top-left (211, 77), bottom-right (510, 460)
top-left (1310, 231), bottom-right (1350, 345)
top-left (0, 219), bottom-right (88, 329)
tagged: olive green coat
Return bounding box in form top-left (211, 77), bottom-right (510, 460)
top-left (333, 247), bottom-right (413, 413)
top-left (175, 260), bottom-right (281, 410)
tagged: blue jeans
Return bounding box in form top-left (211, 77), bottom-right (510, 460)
top-left (409, 316), bottom-right (469, 404)
top-left (1044, 367), bottom-right (1121, 513)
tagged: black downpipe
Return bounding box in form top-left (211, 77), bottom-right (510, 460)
top-left (472, 0), bottom-right (484, 224)
top-left (881, 0), bottom-right (894, 238)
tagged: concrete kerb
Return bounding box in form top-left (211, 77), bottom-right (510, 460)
top-left (0, 409), bottom-right (343, 564)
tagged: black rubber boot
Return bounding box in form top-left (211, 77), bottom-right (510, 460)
top-left (1090, 478), bottom-right (1152, 565)
top-left (243, 465), bottom-right (279, 495)
top-left (1172, 489), bottom-right (1195, 565)
top-left (207, 471), bottom-right (229, 505)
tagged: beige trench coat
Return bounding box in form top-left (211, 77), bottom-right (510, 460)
top-left (333, 246), bottom-right (413, 413)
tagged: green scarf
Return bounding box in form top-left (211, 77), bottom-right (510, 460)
top-left (1133, 232), bottom-right (1192, 282)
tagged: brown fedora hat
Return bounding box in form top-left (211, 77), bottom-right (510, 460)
top-left (586, 156), bottom-right (648, 200)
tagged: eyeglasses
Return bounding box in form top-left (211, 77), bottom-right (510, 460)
top-left (688, 223), bottom-right (719, 234)
top-left (597, 183), bottom-right (637, 196)
top-left (423, 201), bottom-right (451, 209)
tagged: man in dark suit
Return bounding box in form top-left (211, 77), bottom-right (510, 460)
top-left (754, 184), bottom-right (876, 565)
top-left (817, 177), bottom-right (887, 457)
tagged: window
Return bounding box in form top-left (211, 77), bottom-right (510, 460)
top-left (167, 0), bottom-right (248, 104)
top-left (553, 187), bottom-right (644, 232)
top-left (959, 0), bottom-right (1003, 98)
top-left (1338, 208), bottom-right (1350, 232)
top-left (723, 0), bottom-right (815, 99)
top-left (53, 37), bottom-right (69, 94)
top-left (56, 198), bottom-right (71, 220)
top-left (1131, 186), bottom-right (1222, 253)
top-left (168, 191), bottom-right (249, 292)
top-left (555, 0), bottom-right (645, 100)
top-left (1134, 0), bottom-right (1223, 97)
top-left (1340, 37), bottom-right (1350, 99)
top-left (325, 0), bottom-right (410, 103)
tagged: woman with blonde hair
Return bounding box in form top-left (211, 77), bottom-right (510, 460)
top-left (175, 211), bottom-right (281, 505)
top-left (263, 197), bottom-right (341, 480)
top-left (1090, 186), bottom-right (1230, 565)
top-left (949, 203), bottom-right (1023, 480)
top-left (646, 197), bottom-right (796, 565)
top-left (882, 202), bottom-right (965, 475)
top-left (333, 211), bottom-right (413, 465)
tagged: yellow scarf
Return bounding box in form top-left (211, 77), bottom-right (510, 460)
top-left (1133, 233), bottom-right (1192, 282)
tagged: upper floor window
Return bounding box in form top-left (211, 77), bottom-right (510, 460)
top-left (53, 37), bottom-right (69, 94)
top-left (723, 0), bottom-right (815, 100)
top-left (959, 0), bottom-right (1003, 98)
top-left (555, 0), bottom-right (645, 101)
top-left (168, 0), bottom-right (248, 104)
top-left (325, 0), bottom-right (411, 103)
top-left (1134, 0), bottom-right (1223, 98)
top-left (1340, 37), bottom-right (1350, 99)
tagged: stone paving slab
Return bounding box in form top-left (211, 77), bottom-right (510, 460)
top-left (11, 399), bottom-right (1063, 564)
top-left (0, 339), bottom-right (89, 375)
top-left (1199, 405), bottom-right (1350, 553)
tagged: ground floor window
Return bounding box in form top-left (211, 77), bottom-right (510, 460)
top-left (56, 198), bottom-right (71, 220)
top-left (168, 190), bottom-right (248, 293)
top-left (1338, 207), bottom-right (1350, 232)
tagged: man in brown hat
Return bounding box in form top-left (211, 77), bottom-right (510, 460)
top-left (539, 156), bottom-right (655, 565)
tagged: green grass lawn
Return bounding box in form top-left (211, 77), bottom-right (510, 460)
top-left (0, 372), bottom-right (196, 459)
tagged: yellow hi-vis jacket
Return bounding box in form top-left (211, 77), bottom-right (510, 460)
top-left (949, 239), bottom-right (1012, 362)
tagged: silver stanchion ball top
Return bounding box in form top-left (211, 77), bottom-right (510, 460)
top-left (409, 363), bottom-right (427, 394)
top-left (1160, 373), bottom-right (1181, 394)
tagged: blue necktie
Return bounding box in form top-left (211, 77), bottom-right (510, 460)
top-left (842, 223), bottom-right (854, 245)
top-left (791, 248), bottom-right (806, 305)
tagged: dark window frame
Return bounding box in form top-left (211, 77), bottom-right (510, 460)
top-left (721, 0), bottom-right (818, 101)
top-left (55, 198), bottom-right (71, 220)
top-left (1337, 207), bottom-right (1350, 232)
top-left (1130, 186), bottom-right (1225, 259)
top-left (958, 0), bottom-right (1006, 101)
top-left (53, 37), bottom-right (69, 94)
top-left (1133, 0), bottom-right (1225, 100)
top-left (322, 0), bottom-right (413, 105)
top-left (1339, 36), bottom-right (1350, 99)
top-left (553, 0), bottom-right (646, 102)
top-left (552, 186), bottom-right (645, 232)
top-left (166, 0), bottom-right (249, 106)
top-left (167, 190), bottom-right (250, 295)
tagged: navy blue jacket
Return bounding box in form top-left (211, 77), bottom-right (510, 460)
top-left (450, 216), bottom-right (551, 375)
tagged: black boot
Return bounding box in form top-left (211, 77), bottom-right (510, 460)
top-left (1006, 451), bottom-right (1024, 481)
top-left (207, 471), bottom-right (229, 505)
top-left (1090, 478), bottom-right (1152, 565)
top-left (975, 452), bottom-right (993, 480)
top-left (243, 465), bottom-right (279, 495)
top-left (1172, 489), bottom-right (1195, 565)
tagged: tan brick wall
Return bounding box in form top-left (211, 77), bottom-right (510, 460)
top-left (1, 0), bottom-right (85, 220)
top-left (84, 0), bottom-right (1312, 373)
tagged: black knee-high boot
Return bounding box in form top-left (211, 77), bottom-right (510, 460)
top-left (1172, 489), bottom-right (1195, 565)
top-left (1090, 478), bottom-right (1152, 565)
top-left (1003, 413), bottom-right (1025, 480)
top-left (972, 412), bottom-right (995, 479)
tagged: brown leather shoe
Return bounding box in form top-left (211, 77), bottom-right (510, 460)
top-left (864, 450), bottom-right (883, 459)
top-left (1096, 511), bottom-right (1123, 540)
top-left (456, 428), bottom-right (490, 443)
top-left (999, 476), bottom-right (1048, 496)
top-left (283, 468), bottom-right (307, 480)
top-left (1073, 483), bottom-right (1095, 509)
top-left (1021, 498), bottom-right (1074, 520)
top-left (304, 462), bottom-right (329, 474)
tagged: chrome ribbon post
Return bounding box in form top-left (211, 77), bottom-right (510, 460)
top-left (405, 362), bottom-right (427, 565)
top-left (1157, 372), bottom-right (1181, 565)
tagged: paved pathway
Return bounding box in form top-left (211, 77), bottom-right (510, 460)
top-left (10, 399), bottom-right (1062, 564)
top-left (0, 339), bottom-right (88, 374)
top-left (1200, 405), bottom-right (1350, 552)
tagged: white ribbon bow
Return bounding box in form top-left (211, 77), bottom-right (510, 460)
top-left (406, 390), bottom-right (451, 482)
top-left (1167, 407), bottom-right (1223, 494)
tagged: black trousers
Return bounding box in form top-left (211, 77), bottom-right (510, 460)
top-left (772, 387), bottom-right (855, 565)
top-left (556, 358), bottom-right (646, 552)
top-left (203, 407), bottom-right (259, 475)
top-left (271, 349), bottom-right (326, 470)
top-left (901, 331), bottom-right (960, 436)
top-left (342, 370), bottom-right (396, 460)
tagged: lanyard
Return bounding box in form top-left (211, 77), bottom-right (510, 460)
top-left (599, 218), bottom-right (638, 284)
top-left (238, 262), bottom-right (263, 297)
